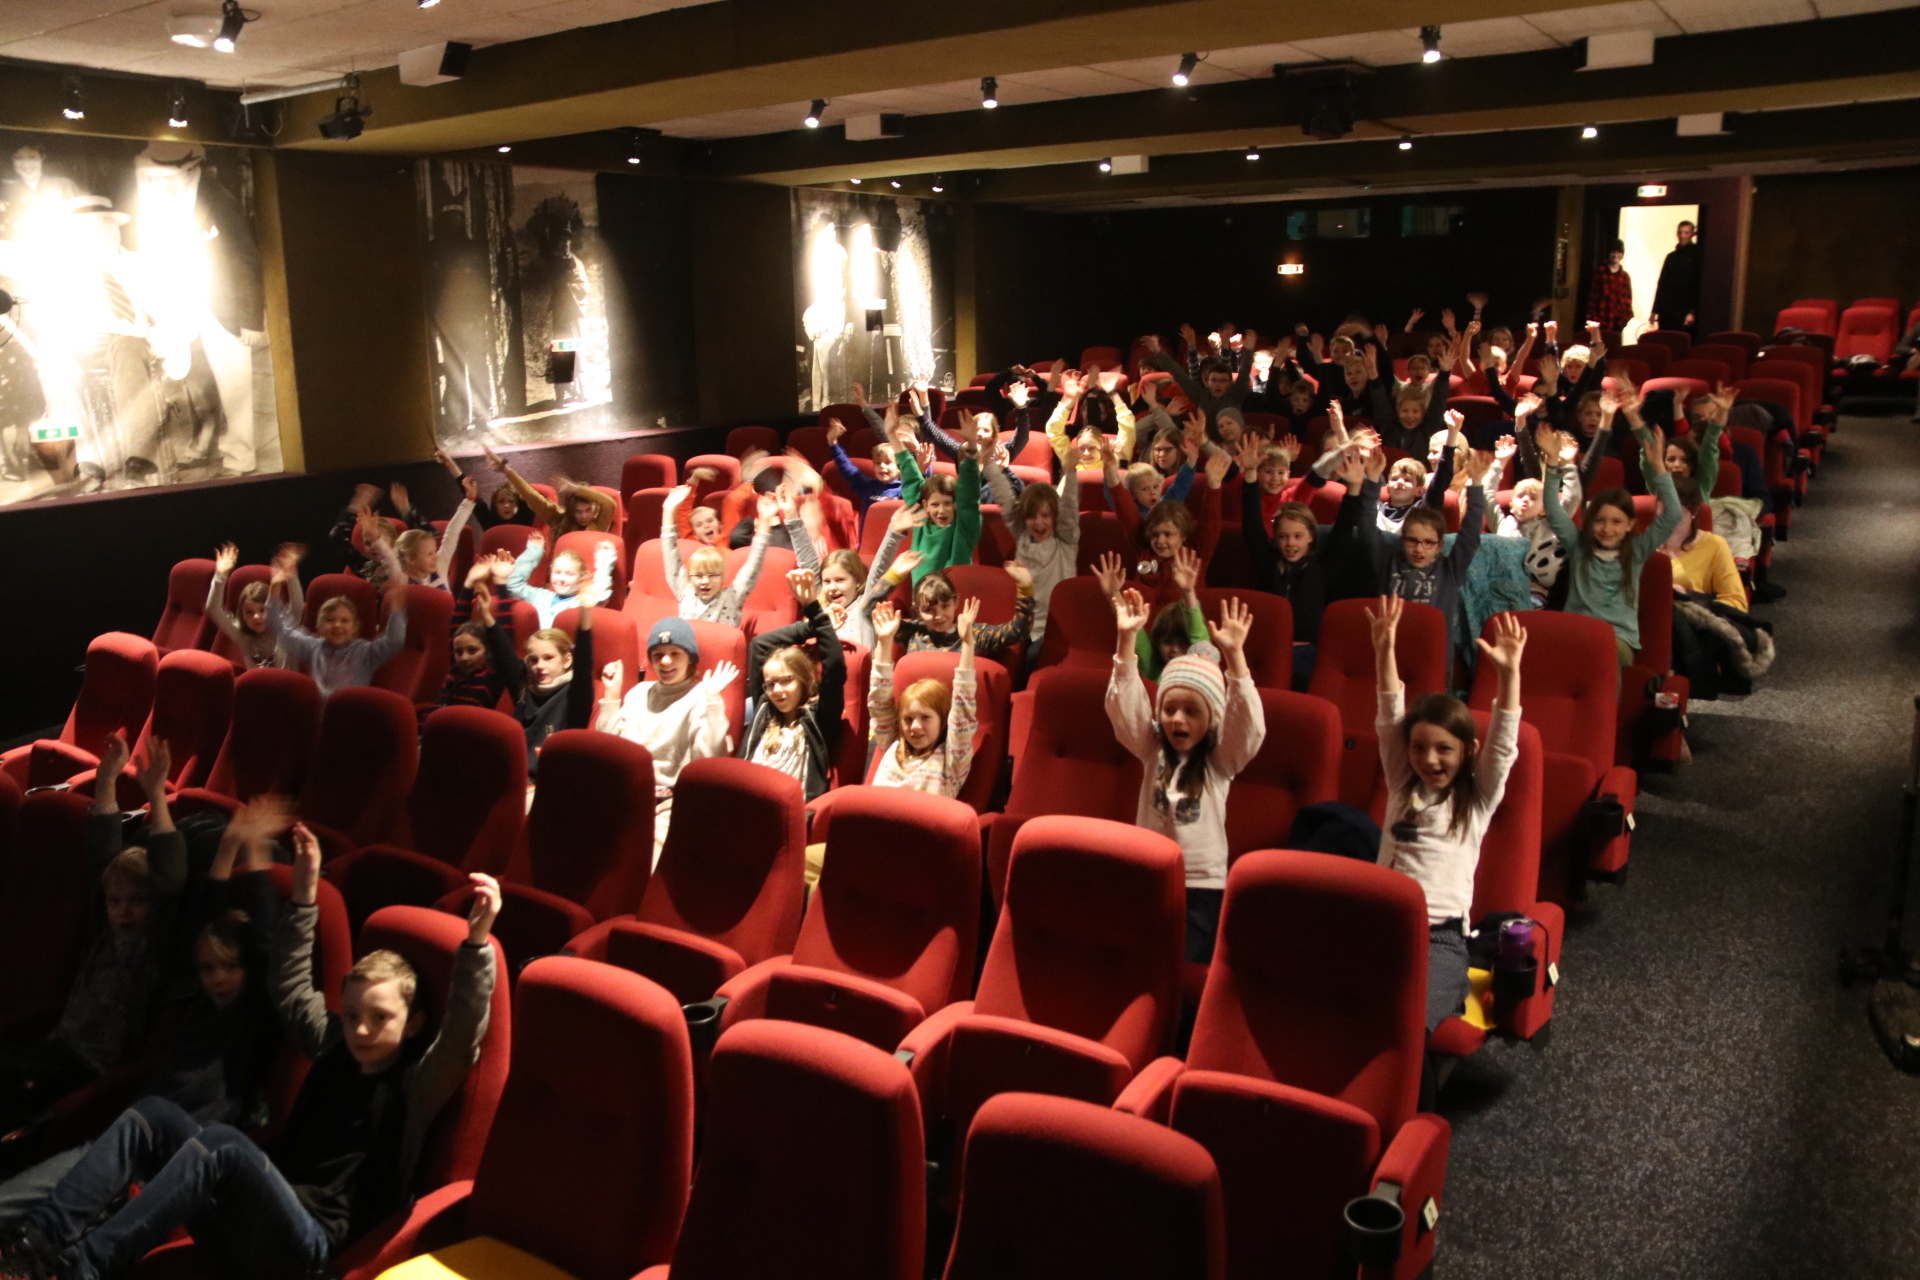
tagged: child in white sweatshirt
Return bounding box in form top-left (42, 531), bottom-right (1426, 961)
top-left (985, 457), bottom-right (1079, 649)
top-left (1106, 591), bottom-right (1265, 965)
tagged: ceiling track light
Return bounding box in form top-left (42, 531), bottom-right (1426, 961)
top-left (417, 0), bottom-right (439, 7)
top-left (1098, 159), bottom-right (1112, 172)
top-left (1581, 123), bottom-right (1599, 139)
top-left (1398, 134), bottom-right (1413, 150)
top-left (61, 75), bottom-right (85, 121)
top-left (849, 177), bottom-right (861, 184)
top-left (496, 144), bottom-right (511, 153)
top-left (1172, 52), bottom-right (1199, 86)
top-left (1244, 145), bottom-right (1261, 161)
top-left (1420, 25), bottom-right (1442, 63)
top-left (168, 83), bottom-right (190, 129)
top-left (316, 72), bottom-right (371, 140)
top-left (930, 175), bottom-right (946, 193)
top-left (213, 0), bottom-right (254, 52)
top-left (804, 98), bottom-right (825, 128)
top-left (980, 76), bottom-right (998, 109)
top-left (889, 179), bottom-right (901, 189)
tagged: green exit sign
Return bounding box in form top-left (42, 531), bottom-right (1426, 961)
top-left (550, 339), bottom-right (578, 352)
top-left (31, 423), bottom-right (79, 442)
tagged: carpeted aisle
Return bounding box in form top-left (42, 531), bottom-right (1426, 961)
top-left (1440, 413), bottom-right (1920, 1280)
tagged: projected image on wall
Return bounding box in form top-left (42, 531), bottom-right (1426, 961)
top-left (792, 189), bottom-right (952, 413)
top-left (420, 161), bottom-right (613, 447)
top-left (0, 130), bottom-right (277, 505)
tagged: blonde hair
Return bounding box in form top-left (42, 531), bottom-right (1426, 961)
top-left (1513, 477), bottom-right (1544, 500)
top-left (1562, 344), bottom-right (1592, 366)
top-left (762, 645), bottom-right (820, 722)
top-left (686, 545), bottom-right (726, 577)
top-left (1389, 458), bottom-right (1427, 485)
top-left (345, 948), bottom-right (418, 1006)
top-left (896, 678), bottom-right (952, 758)
top-left (550, 549), bottom-right (588, 581)
top-left (316, 596), bottom-right (359, 627)
top-left (103, 847), bottom-right (150, 894)
top-left (198, 910), bottom-right (250, 967)
top-left (819, 549), bottom-right (865, 599)
top-left (393, 529), bottom-right (435, 568)
top-left (1124, 462), bottom-right (1161, 491)
top-left (1256, 445), bottom-right (1291, 471)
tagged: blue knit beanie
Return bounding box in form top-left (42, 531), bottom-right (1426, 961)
top-left (646, 616), bottom-right (701, 668)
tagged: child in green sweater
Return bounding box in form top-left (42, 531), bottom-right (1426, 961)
top-left (1092, 547), bottom-right (1211, 680)
top-left (897, 413), bottom-right (985, 583)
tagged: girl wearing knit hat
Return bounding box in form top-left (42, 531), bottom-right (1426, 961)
top-left (1107, 590), bottom-right (1266, 964)
top-left (1370, 594), bottom-right (1526, 1032)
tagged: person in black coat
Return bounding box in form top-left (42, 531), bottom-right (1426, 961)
top-left (475, 586), bottom-right (595, 776)
top-left (741, 570), bottom-right (847, 801)
top-left (1651, 221), bottom-right (1704, 335)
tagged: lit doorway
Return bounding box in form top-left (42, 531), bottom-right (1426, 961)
top-left (1617, 203), bottom-right (1699, 341)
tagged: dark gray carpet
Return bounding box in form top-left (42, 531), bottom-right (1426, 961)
top-left (1438, 413), bottom-right (1920, 1279)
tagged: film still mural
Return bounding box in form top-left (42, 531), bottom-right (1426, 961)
top-left (420, 160), bottom-right (613, 447)
top-left (0, 130), bottom-right (277, 503)
top-left (793, 188), bottom-right (953, 414)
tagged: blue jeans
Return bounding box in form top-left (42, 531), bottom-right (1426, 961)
top-left (29, 1097), bottom-right (330, 1280)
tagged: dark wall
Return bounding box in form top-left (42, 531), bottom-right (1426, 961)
top-left (966, 204), bottom-right (1072, 373)
top-left (1745, 166), bottom-right (1920, 334)
top-left (1578, 177), bottom-right (1743, 337)
top-left (1019, 189), bottom-right (1557, 356)
top-left (689, 180), bottom-right (796, 426)
top-left (597, 172), bottom-right (701, 428)
top-left (0, 426), bottom-right (724, 740)
top-left (268, 151), bottom-right (436, 472)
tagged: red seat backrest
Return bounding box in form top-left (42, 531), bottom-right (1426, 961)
top-left (1639, 329), bottom-right (1691, 357)
top-left (1034, 576), bottom-right (1119, 673)
top-left (796, 786), bottom-right (982, 1015)
top-left (398, 707), bottom-right (528, 874)
top-left (1467, 610), bottom-right (1616, 778)
top-left (1664, 359), bottom-right (1729, 387)
top-left (637, 757), bottom-right (807, 970)
top-left (304, 574), bottom-right (379, 639)
top-left (624, 488), bottom-right (670, 566)
top-left (1189, 849), bottom-right (1424, 1139)
top-left (1774, 305), bottom-right (1834, 336)
top-left (1707, 331), bottom-right (1762, 356)
top-left (61, 633), bottom-right (160, 764)
top-left (1712, 458), bottom-right (1742, 500)
top-left (1632, 551), bottom-right (1674, 671)
top-left (1195, 588), bottom-right (1293, 691)
top-left (977, 816), bottom-right (1186, 1071)
top-left (726, 425), bottom-right (781, 459)
top-left (728, 544), bottom-right (800, 636)
top-left (202, 668), bottom-right (322, 803)
top-left (465, 956), bottom-right (691, 1280)
top-left (686, 455), bottom-right (742, 503)
top-left (146, 651), bottom-right (236, 793)
top-left (554, 530), bottom-right (628, 611)
top-left (371, 586), bottom-right (455, 706)
top-left (299, 686), bottom-right (419, 852)
top-left (505, 730), bottom-right (656, 924)
top-left (1224, 689), bottom-right (1340, 861)
top-left (1835, 306), bottom-right (1897, 361)
top-left (1734, 377), bottom-right (1802, 426)
top-left (1003, 667), bottom-right (1142, 823)
top-left (1611, 343), bottom-right (1670, 376)
top-left (1688, 344), bottom-right (1749, 381)
top-left (620, 453), bottom-right (677, 500)
top-left (154, 559), bottom-right (216, 653)
top-left (0, 792), bottom-right (92, 1034)
top-left (786, 424), bottom-right (833, 469)
top-left (553, 607), bottom-right (641, 706)
top-left (1468, 716), bottom-right (1545, 919)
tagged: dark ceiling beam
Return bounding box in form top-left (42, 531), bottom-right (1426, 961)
top-left (690, 8), bottom-right (1920, 183)
top-left (945, 98), bottom-right (1920, 204)
top-left (271, 0), bottom-right (1633, 152)
top-left (0, 60), bottom-right (257, 149)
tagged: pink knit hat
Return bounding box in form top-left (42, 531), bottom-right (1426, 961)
top-left (1156, 653), bottom-right (1227, 723)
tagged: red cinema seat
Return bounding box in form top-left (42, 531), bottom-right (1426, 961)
top-left (1, 632), bottom-right (158, 789)
top-left (478, 522), bottom-right (534, 574)
top-left (325, 706), bottom-right (528, 930)
top-left (1444, 396), bottom-right (1505, 440)
top-left (1641, 376), bottom-right (1708, 410)
top-left (370, 586), bottom-right (455, 709)
top-left (1468, 612), bottom-right (1635, 902)
top-left (1853, 296), bottom-right (1901, 312)
top-left (1426, 718), bottom-right (1562, 1059)
top-left (153, 559), bottom-right (216, 654)
top-left (1639, 329), bottom-right (1691, 357)
top-left (726, 424), bottom-right (781, 458)
top-left (718, 787), bottom-right (981, 1052)
top-left (858, 499), bottom-right (907, 565)
top-left (647, 1020), bottom-right (924, 1280)
top-left (1835, 306), bottom-right (1897, 363)
top-left (628, 537), bottom-right (673, 606)
top-left (620, 453), bottom-right (677, 500)
top-left (728, 543), bottom-right (799, 638)
top-left (444, 730), bottom-right (656, 972)
top-left (1688, 344), bottom-right (1749, 381)
top-left (567, 757), bottom-right (806, 1004)
top-left (1197, 589), bottom-right (1292, 691)
top-left (946, 564), bottom-right (1028, 669)
top-left (1664, 359), bottom-right (1730, 386)
top-left (1600, 358), bottom-right (1649, 391)
top-left (1775, 305), bottom-right (1833, 337)
top-left (685, 455), bottom-right (741, 503)
top-left (786, 424), bottom-right (833, 469)
top-left (554, 530), bottom-right (628, 611)
top-left (303, 574), bottom-right (379, 638)
top-left (0, 792), bottom-right (91, 1038)
top-left (551, 606), bottom-right (641, 706)
top-left (1610, 343), bottom-right (1670, 377)
top-left (988, 667), bottom-right (1142, 902)
top-left (1223, 690), bottom-right (1340, 863)
top-left (1076, 511), bottom-right (1133, 577)
top-left (1307, 600), bottom-right (1449, 815)
top-left (0, 771), bottom-right (19, 863)
top-left (1707, 331), bottom-right (1763, 356)
top-left (832, 639), bottom-right (872, 788)
top-left (294, 687), bottom-right (420, 861)
top-left (172, 668), bottom-right (322, 818)
top-left (1115, 850), bottom-right (1446, 1280)
top-left (340, 957), bottom-right (690, 1280)
top-left (624, 489), bottom-right (670, 566)
top-left (1619, 553), bottom-right (1691, 768)
top-left (70, 650), bottom-right (234, 807)
top-left (900, 816), bottom-right (1186, 1161)
top-left (946, 1093), bottom-right (1225, 1280)
top-left (1033, 575), bottom-right (1119, 673)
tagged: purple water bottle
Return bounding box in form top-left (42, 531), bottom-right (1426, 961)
top-left (1498, 918), bottom-right (1533, 968)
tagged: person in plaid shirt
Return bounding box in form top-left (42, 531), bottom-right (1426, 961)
top-left (1588, 240), bottom-right (1634, 332)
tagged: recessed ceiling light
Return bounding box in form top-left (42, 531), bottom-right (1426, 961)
top-left (1099, 159), bottom-right (1112, 172)
top-left (497, 145), bottom-right (511, 153)
top-left (1582, 124), bottom-right (1599, 139)
top-left (1245, 146), bottom-right (1261, 161)
top-left (849, 177), bottom-right (861, 184)
top-left (1398, 134), bottom-right (1413, 150)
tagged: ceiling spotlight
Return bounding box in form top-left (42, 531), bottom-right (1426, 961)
top-left (849, 177), bottom-right (861, 184)
top-left (168, 83), bottom-right (189, 129)
top-left (213, 0), bottom-right (249, 52)
top-left (1172, 52), bottom-right (1199, 86)
top-left (980, 76), bottom-right (998, 109)
top-left (1420, 25), bottom-right (1442, 63)
top-left (930, 175), bottom-right (945, 192)
top-left (1398, 134), bottom-right (1413, 150)
top-left (1098, 159), bottom-right (1112, 172)
top-left (625, 128), bottom-right (643, 164)
top-left (804, 99), bottom-right (825, 128)
top-left (1245, 145), bottom-right (1261, 161)
top-left (496, 145), bottom-right (511, 153)
top-left (316, 73), bottom-right (371, 140)
top-left (889, 179), bottom-right (901, 189)
top-left (417, 0), bottom-right (439, 7)
top-left (1581, 123), bottom-right (1599, 139)
top-left (62, 76), bottom-right (85, 121)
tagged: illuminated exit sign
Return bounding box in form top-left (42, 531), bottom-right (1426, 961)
top-left (1637, 184), bottom-right (1668, 198)
top-left (1277, 263), bottom-right (1305, 276)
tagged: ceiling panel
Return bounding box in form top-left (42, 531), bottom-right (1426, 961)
top-left (1201, 41), bottom-right (1326, 72)
top-left (1520, 1), bottom-right (1683, 40)
top-left (1655, 0), bottom-right (1818, 31)
top-left (1084, 54), bottom-right (1253, 86)
top-left (1288, 28), bottom-right (1430, 65)
top-left (1428, 15), bottom-right (1563, 55)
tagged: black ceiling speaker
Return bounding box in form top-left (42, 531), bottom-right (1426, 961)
top-left (1300, 74), bottom-right (1355, 140)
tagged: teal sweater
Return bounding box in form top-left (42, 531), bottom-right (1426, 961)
top-left (1543, 458), bottom-right (1681, 650)
top-left (898, 450), bottom-right (982, 583)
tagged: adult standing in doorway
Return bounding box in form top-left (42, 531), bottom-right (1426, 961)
top-left (1587, 239), bottom-right (1633, 336)
top-left (1651, 220), bottom-right (1704, 336)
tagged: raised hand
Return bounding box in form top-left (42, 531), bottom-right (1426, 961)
top-left (98, 730), bottom-right (131, 784)
top-left (1007, 380), bottom-right (1031, 408)
top-left (1477, 611), bottom-right (1528, 673)
top-left (1642, 424), bottom-right (1668, 473)
top-left (290, 819), bottom-right (322, 906)
top-left (134, 739), bottom-right (171, 798)
top-left (469, 585), bottom-right (495, 628)
top-left (388, 482), bottom-right (410, 515)
top-left (1366, 594), bottom-right (1404, 656)
top-left (1170, 545), bottom-right (1202, 596)
top-left (602, 659), bottom-right (624, 689)
top-left (1406, 306), bottom-right (1425, 329)
top-left (525, 531), bottom-right (546, 557)
top-left (825, 418), bottom-right (845, 445)
top-left (214, 542), bottom-right (239, 574)
top-left (461, 474), bottom-right (479, 503)
top-left (1494, 434), bottom-right (1518, 463)
top-left (1113, 587), bottom-right (1151, 634)
top-left (1204, 446), bottom-right (1232, 489)
top-left (872, 602), bottom-right (901, 643)
top-left (956, 597), bottom-right (981, 645)
top-left (1093, 551), bottom-right (1126, 598)
top-left (481, 443), bottom-right (506, 472)
top-left (850, 381), bottom-right (867, 407)
top-left (787, 568), bottom-right (817, 606)
top-left (1441, 308), bottom-right (1457, 334)
top-left (891, 547), bottom-right (924, 577)
top-left (1208, 595), bottom-right (1253, 654)
top-left (1004, 562), bottom-right (1033, 591)
top-left (1467, 291), bottom-right (1489, 312)
top-left (466, 872), bottom-right (503, 945)
top-left (702, 660), bottom-right (741, 691)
